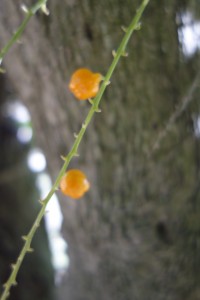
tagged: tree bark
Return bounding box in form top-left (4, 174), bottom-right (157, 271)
top-left (0, 0), bottom-right (200, 299)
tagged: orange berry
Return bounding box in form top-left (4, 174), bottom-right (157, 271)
top-left (60, 169), bottom-right (90, 199)
top-left (69, 68), bottom-right (102, 100)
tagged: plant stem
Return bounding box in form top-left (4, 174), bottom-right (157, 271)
top-left (0, 0), bottom-right (48, 64)
top-left (0, 0), bottom-right (149, 299)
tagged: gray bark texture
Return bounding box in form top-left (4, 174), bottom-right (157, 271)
top-left (0, 0), bottom-right (200, 299)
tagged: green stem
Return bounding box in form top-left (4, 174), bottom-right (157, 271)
top-left (0, 0), bottom-right (149, 299)
top-left (0, 0), bottom-right (48, 64)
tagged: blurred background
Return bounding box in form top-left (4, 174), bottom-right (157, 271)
top-left (0, 74), bottom-right (69, 299)
top-left (0, 1), bottom-right (200, 300)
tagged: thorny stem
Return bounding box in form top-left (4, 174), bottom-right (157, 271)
top-left (0, 0), bottom-right (48, 65)
top-left (0, 0), bottom-right (149, 299)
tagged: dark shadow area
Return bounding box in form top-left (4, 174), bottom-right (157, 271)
top-left (0, 73), bottom-right (55, 300)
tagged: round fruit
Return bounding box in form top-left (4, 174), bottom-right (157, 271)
top-left (69, 68), bottom-right (102, 100)
top-left (60, 169), bottom-right (90, 199)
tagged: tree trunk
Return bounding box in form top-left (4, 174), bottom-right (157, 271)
top-left (0, 0), bottom-right (200, 299)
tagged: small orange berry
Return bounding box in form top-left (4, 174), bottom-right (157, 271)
top-left (69, 68), bottom-right (102, 100)
top-left (60, 169), bottom-right (90, 199)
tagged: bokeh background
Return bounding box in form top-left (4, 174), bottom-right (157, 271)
top-left (0, 1), bottom-right (200, 299)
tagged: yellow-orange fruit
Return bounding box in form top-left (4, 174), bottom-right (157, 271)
top-left (60, 169), bottom-right (90, 199)
top-left (69, 68), bottom-right (102, 100)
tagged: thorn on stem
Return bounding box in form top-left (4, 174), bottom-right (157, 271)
top-left (74, 152), bottom-right (80, 157)
top-left (122, 51), bottom-right (128, 57)
top-left (88, 98), bottom-right (94, 105)
top-left (22, 235), bottom-right (27, 241)
top-left (74, 133), bottom-right (78, 138)
top-left (82, 123), bottom-right (86, 129)
top-left (18, 257), bottom-right (22, 263)
top-left (95, 108), bottom-right (102, 113)
top-left (60, 155), bottom-right (66, 161)
top-left (21, 4), bottom-right (29, 13)
top-left (27, 248), bottom-right (34, 253)
top-left (121, 26), bottom-right (128, 32)
top-left (11, 264), bottom-right (16, 270)
top-left (135, 22), bottom-right (142, 30)
top-left (105, 80), bottom-right (111, 86)
top-left (41, 4), bottom-right (49, 15)
top-left (34, 222), bottom-right (40, 228)
top-left (38, 199), bottom-right (44, 206)
top-left (112, 50), bottom-right (117, 57)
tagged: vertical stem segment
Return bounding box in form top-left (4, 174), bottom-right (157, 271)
top-left (0, 0), bottom-right (149, 299)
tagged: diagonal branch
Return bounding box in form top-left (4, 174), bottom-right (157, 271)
top-left (0, 0), bottom-right (48, 65)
